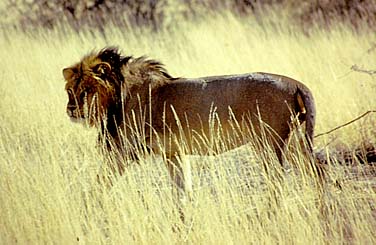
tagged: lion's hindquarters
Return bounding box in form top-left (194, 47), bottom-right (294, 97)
top-left (296, 87), bottom-right (316, 152)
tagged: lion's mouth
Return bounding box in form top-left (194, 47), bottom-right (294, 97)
top-left (69, 115), bottom-right (99, 127)
top-left (69, 116), bottom-right (87, 125)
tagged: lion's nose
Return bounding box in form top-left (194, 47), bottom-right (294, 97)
top-left (67, 105), bottom-right (76, 117)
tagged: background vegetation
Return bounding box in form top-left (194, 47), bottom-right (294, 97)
top-left (0, 1), bottom-right (375, 244)
top-left (2, 0), bottom-right (376, 32)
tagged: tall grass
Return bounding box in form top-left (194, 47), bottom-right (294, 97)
top-left (0, 12), bottom-right (375, 244)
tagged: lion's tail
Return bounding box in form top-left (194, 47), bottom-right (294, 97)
top-left (296, 86), bottom-right (316, 153)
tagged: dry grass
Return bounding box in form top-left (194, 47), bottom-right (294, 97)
top-left (0, 12), bottom-right (376, 244)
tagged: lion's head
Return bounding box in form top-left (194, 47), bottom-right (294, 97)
top-left (62, 48), bottom-right (131, 126)
top-left (63, 47), bottom-right (174, 127)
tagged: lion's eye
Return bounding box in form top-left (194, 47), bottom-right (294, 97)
top-left (79, 91), bottom-right (86, 101)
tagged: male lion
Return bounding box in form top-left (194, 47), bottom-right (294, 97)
top-left (63, 47), bottom-right (317, 194)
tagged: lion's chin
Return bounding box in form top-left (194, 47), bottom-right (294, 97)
top-left (69, 117), bottom-right (90, 126)
top-left (69, 116), bottom-right (99, 128)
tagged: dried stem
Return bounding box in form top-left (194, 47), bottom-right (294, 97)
top-left (351, 65), bottom-right (376, 76)
top-left (315, 110), bottom-right (376, 138)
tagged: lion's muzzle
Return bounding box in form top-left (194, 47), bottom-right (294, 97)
top-left (66, 105), bottom-right (77, 118)
top-left (67, 107), bottom-right (87, 125)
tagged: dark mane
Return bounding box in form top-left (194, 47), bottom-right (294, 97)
top-left (130, 56), bottom-right (175, 79)
top-left (98, 47), bottom-right (131, 66)
top-left (97, 47), bottom-right (176, 88)
top-left (118, 54), bottom-right (177, 90)
top-left (96, 47), bottom-right (130, 84)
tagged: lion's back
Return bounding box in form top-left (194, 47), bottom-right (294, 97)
top-left (151, 73), bottom-right (303, 137)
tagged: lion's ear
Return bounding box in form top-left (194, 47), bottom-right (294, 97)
top-left (94, 62), bottom-right (111, 75)
top-left (63, 67), bottom-right (75, 81)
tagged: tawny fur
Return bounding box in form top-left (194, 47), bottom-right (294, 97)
top-left (63, 47), bottom-right (317, 192)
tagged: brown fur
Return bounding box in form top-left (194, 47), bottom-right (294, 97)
top-left (63, 47), bottom-right (317, 193)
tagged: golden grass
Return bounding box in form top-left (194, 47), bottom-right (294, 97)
top-left (0, 12), bottom-right (375, 244)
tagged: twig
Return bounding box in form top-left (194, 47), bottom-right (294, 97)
top-left (315, 110), bottom-right (376, 138)
top-left (351, 65), bottom-right (376, 76)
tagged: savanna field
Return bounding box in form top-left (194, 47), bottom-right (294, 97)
top-left (1, 4), bottom-right (376, 244)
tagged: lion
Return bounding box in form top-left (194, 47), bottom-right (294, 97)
top-left (62, 47), bottom-right (317, 195)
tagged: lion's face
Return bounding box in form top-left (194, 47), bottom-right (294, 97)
top-left (63, 59), bottom-right (115, 127)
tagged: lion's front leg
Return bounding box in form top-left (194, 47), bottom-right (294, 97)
top-left (166, 153), bottom-right (193, 202)
top-left (97, 133), bottom-right (128, 177)
top-left (147, 134), bottom-right (193, 197)
top-left (165, 153), bottom-right (193, 222)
